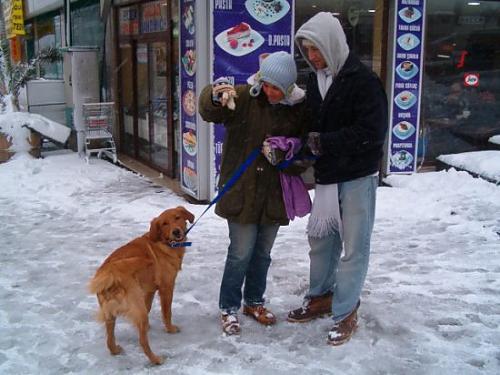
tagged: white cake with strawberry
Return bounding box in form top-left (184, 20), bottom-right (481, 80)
top-left (227, 22), bottom-right (251, 41)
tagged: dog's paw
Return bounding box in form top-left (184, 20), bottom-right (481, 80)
top-left (150, 354), bottom-right (164, 365)
top-left (166, 324), bottom-right (180, 334)
top-left (109, 345), bottom-right (123, 355)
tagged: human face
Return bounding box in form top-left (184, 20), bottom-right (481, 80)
top-left (262, 82), bottom-right (285, 104)
top-left (304, 44), bottom-right (327, 70)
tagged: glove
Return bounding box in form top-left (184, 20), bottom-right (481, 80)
top-left (262, 140), bottom-right (278, 166)
top-left (306, 132), bottom-right (322, 156)
top-left (292, 158), bottom-right (316, 168)
top-left (212, 77), bottom-right (237, 110)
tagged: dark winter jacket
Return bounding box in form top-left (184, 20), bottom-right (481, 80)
top-left (307, 53), bottom-right (388, 184)
top-left (199, 84), bottom-right (308, 225)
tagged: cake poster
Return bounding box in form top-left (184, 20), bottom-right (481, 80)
top-left (212, 0), bottom-right (294, 188)
top-left (180, 0), bottom-right (198, 194)
top-left (388, 0), bottom-right (426, 174)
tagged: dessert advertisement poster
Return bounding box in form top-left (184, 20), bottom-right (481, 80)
top-left (180, 0), bottom-right (198, 194)
top-left (388, 0), bottom-right (426, 174)
top-left (212, 0), bottom-right (294, 189)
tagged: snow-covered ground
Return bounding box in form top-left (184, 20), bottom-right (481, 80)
top-left (438, 151), bottom-right (500, 184)
top-left (1, 151), bottom-right (499, 375)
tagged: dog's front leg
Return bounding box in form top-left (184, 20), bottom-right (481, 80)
top-left (158, 279), bottom-right (179, 333)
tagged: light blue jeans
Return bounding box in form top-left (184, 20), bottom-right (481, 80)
top-left (307, 175), bottom-right (377, 323)
top-left (219, 221), bottom-right (280, 313)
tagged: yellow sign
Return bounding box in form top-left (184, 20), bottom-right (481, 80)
top-left (3, 0), bottom-right (25, 38)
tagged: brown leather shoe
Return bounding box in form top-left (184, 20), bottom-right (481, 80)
top-left (221, 312), bottom-right (241, 335)
top-left (243, 305), bottom-right (276, 326)
top-left (287, 292), bottom-right (333, 323)
top-left (327, 301), bottom-right (360, 346)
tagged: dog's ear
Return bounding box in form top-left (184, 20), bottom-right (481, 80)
top-left (149, 217), bottom-right (161, 241)
top-left (177, 206), bottom-right (195, 223)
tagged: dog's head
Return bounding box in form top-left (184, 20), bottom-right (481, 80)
top-left (149, 206), bottom-right (195, 244)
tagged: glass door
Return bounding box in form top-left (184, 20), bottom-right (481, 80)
top-left (134, 42), bottom-right (172, 172)
top-left (149, 42), bottom-right (171, 168)
top-left (136, 43), bottom-right (150, 161)
top-left (116, 1), bottom-right (174, 176)
top-left (119, 43), bottom-right (135, 156)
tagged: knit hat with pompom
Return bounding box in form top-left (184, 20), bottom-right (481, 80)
top-left (250, 51), bottom-right (297, 98)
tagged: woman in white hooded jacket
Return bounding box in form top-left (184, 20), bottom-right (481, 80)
top-left (287, 12), bottom-right (388, 346)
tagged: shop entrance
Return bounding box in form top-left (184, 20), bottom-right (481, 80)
top-left (295, 0), bottom-right (388, 84)
top-left (115, 1), bottom-right (175, 176)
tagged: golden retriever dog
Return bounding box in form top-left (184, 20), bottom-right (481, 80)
top-left (89, 206), bottom-right (195, 365)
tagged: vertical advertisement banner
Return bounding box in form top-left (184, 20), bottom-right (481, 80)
top-left (3, 0), bottom-right (25, 38)
top-left (212, 0), bottom-right (294, 190)
top-left (180, 0), bottom-right (199, 195)
top-left (388, 0), bottom-right (426, 174)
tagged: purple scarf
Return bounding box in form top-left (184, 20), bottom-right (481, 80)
top-left (265, 136), bottom-right (312, 220)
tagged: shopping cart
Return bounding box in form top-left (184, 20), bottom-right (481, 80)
top-left (82, 102), bottom-right (117, 163)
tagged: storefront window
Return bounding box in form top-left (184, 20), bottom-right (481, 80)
top-left (23, 22), bottom-right (35, 61)
top-left (35, 12), bottom-right (63, 79)
top-left (421, 0), bottom-right (500, 164)
top-left (141, 0), bottom-right (169, 33)
top-left (119, 5), bottom-right (139, 36)
top-left (295, 0), bottom-right (386, 86)
top-left (71, 0), bottom-right (104, 47)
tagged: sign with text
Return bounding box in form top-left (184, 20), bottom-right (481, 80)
top-left (180, 0), bottom-right (199, 195)
top-left (3, 0), bottom-right (25, 38)
top-left (387, 0), bottom-right (426, 174)
top-left (211, 0), bottom-right (294, 191)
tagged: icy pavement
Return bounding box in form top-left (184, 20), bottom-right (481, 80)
top-left (0, 152), bottom-right (499, 374)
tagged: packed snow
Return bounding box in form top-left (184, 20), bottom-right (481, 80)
top-left (438, 151), bottom-right (500, 184)
top-left (0, 112), bottom-right (70, 153)
top-left (1, 150), bottom-right (499, 375)
top-left (488, 135), bottom-right (500, 145)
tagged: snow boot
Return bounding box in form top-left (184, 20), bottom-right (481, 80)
top-left (287, 292), bottom-right (333, 322)
top-left (243, 305), bottom-right (276, 326)
top-left (221, 312), bottom-right (241, 335)
top-left (327, 301), bottom-right (360, 346)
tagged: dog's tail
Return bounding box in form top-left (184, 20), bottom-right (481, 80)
top-left (88, 269), bottom-right (129, 322)
top-left (88, 270), bottom-right (120, 294)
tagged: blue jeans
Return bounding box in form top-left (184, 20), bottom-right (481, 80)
top-left (307, 175), bottom-right (377, 322)
top-left (219, 221), bottom-right (280, 313)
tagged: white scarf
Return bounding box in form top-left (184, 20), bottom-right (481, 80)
top-left (316, 68), bottom-right (333, 99)
top-left (307, 183), bottom-right (343, 239)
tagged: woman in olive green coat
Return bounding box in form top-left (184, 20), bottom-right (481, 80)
top-left (198, 51), bottom-right (309, 335)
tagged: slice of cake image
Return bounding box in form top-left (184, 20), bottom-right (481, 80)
top-left (215, 22), bottom-right (264, 57)
top-left (227, 22), bottom-right (251, 42)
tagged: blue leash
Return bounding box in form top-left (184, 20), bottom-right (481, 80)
top-left (183, 147), bottom-right (261, 238)
top-left (173, 147), bottom-right (315, 248)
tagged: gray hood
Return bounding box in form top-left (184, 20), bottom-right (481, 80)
top-left (295, 12), bottom-right (350, 78)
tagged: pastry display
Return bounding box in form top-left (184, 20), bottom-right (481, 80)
top-left (397, 33), bottom-right (420, 51)
top-left (395, 90), bottom-right (417, 110)
top-left (396, 60), bottom-right (419, 80)
top-left (182, 130), bottom-right (197, 156)
top-left (399, 6), bottom-right (422, 23)
top-left (392, 121), bottom-right (416, 140)
top-left (182, 4), bottom-right (195, 34)
top-left (182, 89), bottom-right (196, 117)
top-left (215, 23), bottom-right (264, 57)
top-left (245, 0), bottom-right (290, 25)
top-left (182, 49), bottom-right (196, 76)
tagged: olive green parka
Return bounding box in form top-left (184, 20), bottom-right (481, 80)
top-left (199, 84), bottom-right (309, 225)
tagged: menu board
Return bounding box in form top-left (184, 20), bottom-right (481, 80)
top-left (180, 0), bottom-right (199, 194)
top-left (388, 0), bottom-right (426, 173)
top-left (212, 0), bottom-right (294, 188)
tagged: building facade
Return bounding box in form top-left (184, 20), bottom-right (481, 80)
top-left (10, 0), bottom-right (500, 200)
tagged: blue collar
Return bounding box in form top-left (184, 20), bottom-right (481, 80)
top-left (169, 241), bottom-right (192, 248)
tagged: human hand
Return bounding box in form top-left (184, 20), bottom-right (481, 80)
top-left (292, 158), bottom-right (316, 168)
top-left (262, 140), bottom-right (278, 165)
top-left (306, 132), bottom-right (322, 156)
top-left (212, 77), bottom-right (237, 110)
